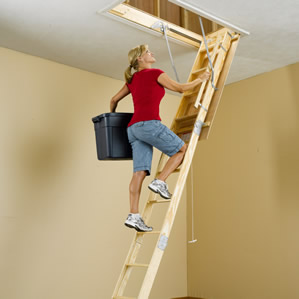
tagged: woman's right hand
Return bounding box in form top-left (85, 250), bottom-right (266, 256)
top-left (199, 71), bottom-right (210, 82)
top-left (192, 71), bottom-right (210, 87)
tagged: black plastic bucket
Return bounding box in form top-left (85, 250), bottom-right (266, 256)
top-left (92, 112), bottom-right (133, 160)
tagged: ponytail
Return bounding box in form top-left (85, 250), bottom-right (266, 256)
top-left (124, 44), bottom-right (148, 83)
top-left (124, 65), bottom-right (133, 84)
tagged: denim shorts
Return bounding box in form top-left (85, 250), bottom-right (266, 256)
top-left (127, 120), bottom-right (185, 176)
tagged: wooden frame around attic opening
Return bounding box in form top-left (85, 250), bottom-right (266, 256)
top-left (107, 3), bottom-right (204, 48)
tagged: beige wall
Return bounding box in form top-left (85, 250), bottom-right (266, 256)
top-left (187, 62), bottom-right (299, 299)
top-left (0, 47), bottom-right (187, 299)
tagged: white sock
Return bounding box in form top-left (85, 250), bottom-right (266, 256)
top-left (156, 179), bottom-right (165, 184)
top-left (130, 213), bottom-right (141, 219)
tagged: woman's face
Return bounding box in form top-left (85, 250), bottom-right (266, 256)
top-left (139, 49), bottom-right (156, 64)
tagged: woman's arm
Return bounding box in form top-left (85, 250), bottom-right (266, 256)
top-left (110, 84), bottom-right (131, 112)
top-left (157, 71), bottom-right (210, 93)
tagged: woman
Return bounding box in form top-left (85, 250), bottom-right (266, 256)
top-left (110, 45), bottom-right (210, 232)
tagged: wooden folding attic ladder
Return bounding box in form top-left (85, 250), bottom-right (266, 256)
top-left (112, 27), bottom-right (240, 299)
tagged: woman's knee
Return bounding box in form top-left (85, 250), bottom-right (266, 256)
top-left (179, 143), bottom-right (187, 154)
top-left (133, 170), bottom-right (147, 180)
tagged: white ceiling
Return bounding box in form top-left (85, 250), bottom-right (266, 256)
top-left (0, 0), bottom-right (298, 85)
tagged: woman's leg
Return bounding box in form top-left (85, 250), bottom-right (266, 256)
top-left (126, 170), bottom-right (153, 232)
top-left (129, 170), bottom-right (147, 213)
top-left (157, 143), bottom-right (187, 182)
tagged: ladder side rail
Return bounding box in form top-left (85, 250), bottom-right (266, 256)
top-left (157, 30), bottom-right (234, 246)
top-left (137, 111), bottom-right (205, 299)
top-left (112, 233), bottom-right (144, 298)
top-left (112, 27), bottom-right (240, 299)
top-left (113, 151), bottom-right (171, 297)
top-left (137, 44), bottom-right (224, 296)
top-left (198, 32), bottom-right (232, 114)
top-left (113, 190), bottom-right (159, 297)
top-left (169, 40), bottom-right (206, 129)
top-left (138, 29), bottom-right (234, 299)
top-left (200, 35), bottom-right (240, 140)
top-left (170, 30), bottom-right (225, 130)
top-left (194, 34), bottom-right (223, 109)
top-left (194, 30), bottom-right (230, 109)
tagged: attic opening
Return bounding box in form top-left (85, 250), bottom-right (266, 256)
top-left (129, 0), bottom-right (224, 43)
top-left (105, 1), bottom-right (221, 49)
top-left (125, 0), bottom-right (222, 35)
top-left (101, 0), bottom-right (248, 51)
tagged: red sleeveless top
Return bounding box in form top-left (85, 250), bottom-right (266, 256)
top-left (126, 68), bottom-right (165, 127)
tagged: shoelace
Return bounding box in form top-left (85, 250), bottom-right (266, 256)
top-left (160, 182), bottom-right (171, 195)
top-left (137, 218), bottom-right (151, 229)
top-left (156, 180), bottom-right (168, 191)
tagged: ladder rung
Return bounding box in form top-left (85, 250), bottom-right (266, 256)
top-left (126, 263), bottom-right (149, 268)
top-left (175, 114), bottom-right (210, 127)
top-left (148, 199), bottom-right (171, 204)
top-left (157, 168), bottom-right (180, 175)
top-left (182, 92), bottom-right (199, 100)
top-left (200, 42), bottom-right (217, 52)
top-left (175, 126), bottom-right (193, 135)
top-left (175, 113), bottom-right (198, 123)
top-left (191, 66), bottom-right (208, 75)
top-left (175, 114), bottom-right (197, 130)
top-left (137, 230), bottom-right (161, 235)
top-left (175, 122), bottom-right (210, 136)
top-left (183, 89), bottom-right (199, 97)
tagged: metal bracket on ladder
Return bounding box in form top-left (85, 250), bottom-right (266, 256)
top-left (194, 119), bottom-right (205, 136)
top-left (157, 235), bottom-right (168, 251)
top-left (198, 102), bottom-right (208, 112)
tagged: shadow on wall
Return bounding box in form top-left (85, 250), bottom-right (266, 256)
top-left (8, 76), bottom-right (90, 209)
top-left (0, 18), bottom-right (88, 195)
top-left (15, 126), bottom-right (70, 190)
top-left (268, 65), bottom-right (299, 201)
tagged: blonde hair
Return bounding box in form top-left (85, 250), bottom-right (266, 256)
top-left (124, 44), bottom-right (148, 83)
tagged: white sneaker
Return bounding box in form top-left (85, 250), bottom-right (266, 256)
top-left (148, 179), bottom-right (172, 199)
top-left (124, 214), bottom-right (153, 232)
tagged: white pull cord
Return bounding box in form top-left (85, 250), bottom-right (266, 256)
top-left (188, 163), bottom-right (197, 244)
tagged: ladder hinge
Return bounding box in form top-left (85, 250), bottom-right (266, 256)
top-left (228, 31), bottom-right (236, 39)
top-left (220, 43), bottom-right (227, 52)
top-left (158, 235), bottom-right (168, 251)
